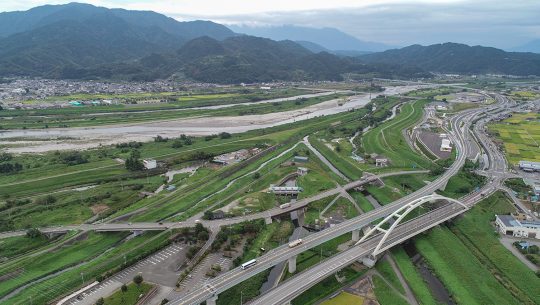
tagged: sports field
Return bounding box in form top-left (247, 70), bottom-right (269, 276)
top-left (489, 112), bottom-right (540, 164)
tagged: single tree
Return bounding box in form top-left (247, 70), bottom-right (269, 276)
top-left (121, 284), bottom-right (128, 301)
top-left (133, 274), bottom-right (143, 291)
top-left (95, 297), bottom-right (104, 305)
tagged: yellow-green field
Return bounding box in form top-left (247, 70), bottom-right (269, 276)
top-left (510, 91), bottom-right (540, 101)
top-left (489, 112), bottom-right (540, 164)
top-left (320, 292), bottom-right (364, 305)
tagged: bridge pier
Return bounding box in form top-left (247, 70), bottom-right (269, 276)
top-left (207, 295), bottom-right (218, 305)
top-left (361, 255), bottom-right (377, 268)
top-left (265, 216), bottom-right (273, 225)
top-left (352, 229), bottom-right (360, 242)
top-left (288, 255), bottom-right (297, 273)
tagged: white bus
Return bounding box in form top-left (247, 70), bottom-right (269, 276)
top-left (288, 239), bottom-right (303, 248)
top-left (280, 202), bottom-right (291, 209)
top-left (241, 259), bottom-right (257, 270)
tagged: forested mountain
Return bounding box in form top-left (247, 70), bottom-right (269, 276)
top-left (0, 2), bottom-right (234, 40)
top-left (0, 2), bottom-right (235, 77)
top-left (65, 36), bottom-right (430, 83)
top-left (361, 43), bottom-right (540, 76)
top-left (0, 3), bottom-right (430, 82)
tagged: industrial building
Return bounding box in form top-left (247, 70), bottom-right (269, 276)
top-left (496, 214), bottom-right (540, 239)
top-left (519, 160), bottom-right (540, 172)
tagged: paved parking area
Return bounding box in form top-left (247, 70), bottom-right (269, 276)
top-left (65, 243), bottom-right (186, 305)
top-left (175, 253), bottom-right (232, 295)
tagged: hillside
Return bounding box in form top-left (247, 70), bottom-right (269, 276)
top-left (0, 3), bottom-right (430, 82)
top-left (0, 2), bottom-right (235, 77)
top-left (68, 36), bottom-right (430, 83)
top-left (361, 43), bottom-right (540, 76)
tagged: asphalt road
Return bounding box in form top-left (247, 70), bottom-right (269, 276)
top-left (168, 98), bottom-right (487, 305)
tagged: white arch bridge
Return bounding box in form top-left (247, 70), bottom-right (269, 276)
top-left (357, 194), bottom-right (467, 265)
top-left (172, 193), bottom-right (471, 305)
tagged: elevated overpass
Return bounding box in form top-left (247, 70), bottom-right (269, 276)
top-left (167, 104), bottom-right (486, 305)
top-left (0, 170), bottom-right (428, 240)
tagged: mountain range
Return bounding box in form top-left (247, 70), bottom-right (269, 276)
top-left (0, 3), bottom-right (539, 82)
top-left (360, 43), bottom-right (540, 76)
top-left (0, 3), bottom-right (428, 82)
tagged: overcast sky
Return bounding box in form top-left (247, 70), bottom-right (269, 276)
top-left (1, 0), bottom-right (539, 48)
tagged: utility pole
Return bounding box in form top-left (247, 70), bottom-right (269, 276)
top-left (80, 272), bottom-right (85, 285)
top-left (124, 255), bottom-right (127, 265)
top-left (240, 290), bottom-right (243, 305)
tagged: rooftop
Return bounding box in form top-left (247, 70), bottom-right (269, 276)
top-left (497, 214), bottom-right (540, 228)
top-left (519, 160), bottom-right (540, 170)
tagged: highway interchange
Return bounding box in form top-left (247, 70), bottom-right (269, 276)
top-left (1, 87), bottom-right (524, 305)
top-left (164, 93), bottom-right (521, 305)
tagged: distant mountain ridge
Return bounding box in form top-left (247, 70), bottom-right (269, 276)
top-left (511, 39), bottom-right (540, 54)
top-left (0, 2), bottom-right (234, 40)
top-left (0, 3), bottom-right (430, 82)
top-left (360, 43), bottom-right (540, 76)
top-left (229, 24), bottom-right (393, 52)
top-left (67, 36), bottom-right (429, 83)
top-left (0, 2), bottom-right (236, 77)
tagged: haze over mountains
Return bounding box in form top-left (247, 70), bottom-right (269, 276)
top-left (0, 2), bottom-right (539, 82)
top-left (228, 25), bottom-right (393, 53)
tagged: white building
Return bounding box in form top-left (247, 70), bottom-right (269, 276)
top-left (374, 155), bottom-right (389, 167)
top-left (519, 160), bottom-right (540, 172)
top-left (440, 138), bottom-right (452, 152)
top-left (269, 185), bottom-right (303, 195)
top-left (143, 159), bottom-right (157, 170)
top-left (495, 214), bottom-right (540, 239)
top-left (297, 167), bottom-right (309, 176)
top-left (436, 105), bottom-right (448, 111)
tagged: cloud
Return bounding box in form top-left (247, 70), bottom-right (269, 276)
top-left (0, 0), bottom-right (538, 49)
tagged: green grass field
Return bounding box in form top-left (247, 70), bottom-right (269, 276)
top-left (3, 231), bottom-right (170, 305)
top-left (489, 112), bottom-right (540, 164)
top-left (391, 247), bottom-right (439, 305)
top-left (0, 232), bottom-right (127, 299)
top-left (292, 268), bottom-right (364, 305)
top-left (348, 191), bottom-right (374, 212)
top-left (361, 100), bottom-right (432, 171)
top-left (319, 292), bottom-right (364, 305)
top-left (375, 259), bottom-right (405, 294)
top-left (451, 192), bottom-right (540, 304)
top-left (372, 275), bottom-right (408, 305)
top-left (103, 282), bottom-right (153, 305)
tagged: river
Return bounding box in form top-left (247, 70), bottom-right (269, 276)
top-left (0, 85), bottom-right (432, 153)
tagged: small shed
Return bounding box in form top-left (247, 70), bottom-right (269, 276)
top-left (294, 156), bottom-right (309, 163)
top-left (374, 155), bottom-right (389, 167)
top-left (297, 167), bottom-right (309, 176)
top-left (143, 159), bottom-right (157, 169)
